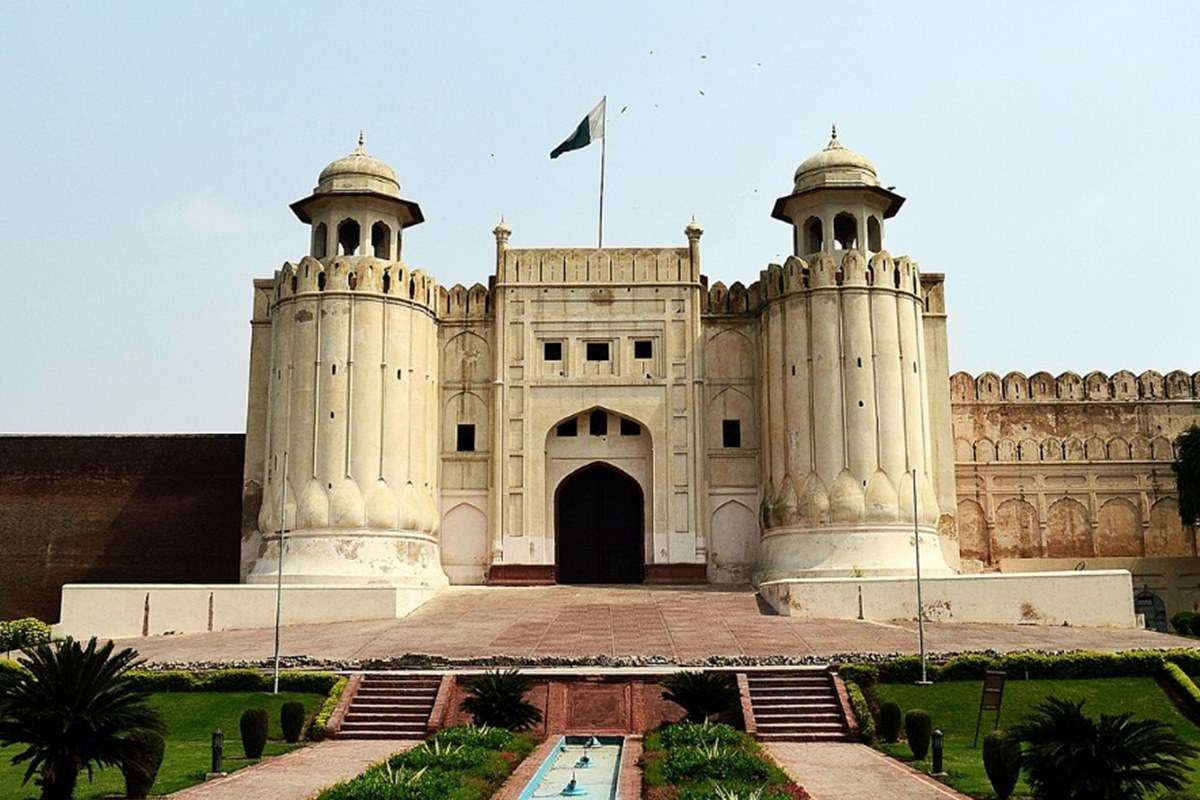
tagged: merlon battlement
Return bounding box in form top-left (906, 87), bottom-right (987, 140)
top-left (951, 369), bottom-right (1200, 403)
top-left (499, 247), bottom-right (696, 285)
top-left (268, 255), bottom-right (440, 314)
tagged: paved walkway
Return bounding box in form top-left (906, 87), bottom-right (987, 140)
top-left (168, 739), bottom-right (414, 799)
top-left (119, 585), bottom-right (1192, 665)
top-left (768, 742), bottom-right (971, 800)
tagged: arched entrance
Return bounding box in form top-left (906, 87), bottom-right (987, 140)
top-left (555, 462), bottom-right (644, 583)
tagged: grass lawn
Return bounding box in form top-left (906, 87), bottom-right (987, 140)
top-left (873, 678), bottom-right (1200, 799)
top-left (0, 691), bottom-right (324, 799)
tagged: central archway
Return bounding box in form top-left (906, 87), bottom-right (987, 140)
top-left (555, 462), bottom-right (644, 584)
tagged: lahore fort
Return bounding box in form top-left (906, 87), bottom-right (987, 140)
top-left (2, 130), bottom-right (1197, 644)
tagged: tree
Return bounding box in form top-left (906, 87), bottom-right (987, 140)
top-left (459, 669), bottom-right (542, 730)
top-left (0, 637), bottom-right (165, 800)
top-left (1010, 697), bottom-right (1197, 800)
top-left (660, 671), bottom-right (740, 723)
top-left (1174, 424), bottom-right (1200, 528)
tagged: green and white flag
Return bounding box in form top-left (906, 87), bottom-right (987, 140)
top-left (550, 98), bottom-right (605, 159)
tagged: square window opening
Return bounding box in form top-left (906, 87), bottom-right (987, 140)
top-left (589, 410), bottom-right (608, 436)
top-left (556, 418), bottom-right (578, 437)
top-left (544, 341), bottom-right (562, 361)
top-left (620, 418), bottom-right (641, 436)
top-left (722, 419), bottom-right (742, 448)
top-left (586, 342), bottom-right (610, 361)
top-left (634, 339), bottom-right (653, 359)
top-left (456, 423), bottom-right (476, 452)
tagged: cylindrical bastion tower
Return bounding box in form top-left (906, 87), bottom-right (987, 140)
top-left (755, 129), bottom-right (951, 580)
top-left (247, 139), bottom-right (447, 588)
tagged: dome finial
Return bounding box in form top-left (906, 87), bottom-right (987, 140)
top-left (831, 124), bottom-right (837, 140)
top-left (826, 125), bottom-right (843, 151)
top-left (356, 130), bottom-right (366, 153)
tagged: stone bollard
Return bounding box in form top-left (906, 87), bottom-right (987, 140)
top-left (206, 729), bottom-right (227, 780)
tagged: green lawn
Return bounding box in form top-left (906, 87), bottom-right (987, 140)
top-left (0, 691), bottom-right (323, 799)
top-left (872, 678), bottom-right (1200, 799)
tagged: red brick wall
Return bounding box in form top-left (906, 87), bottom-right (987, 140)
top-left (0, 435), bottom-right (244, 623)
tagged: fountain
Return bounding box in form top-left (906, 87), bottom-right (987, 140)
top-left (517, 735), bottom-right (624, 800)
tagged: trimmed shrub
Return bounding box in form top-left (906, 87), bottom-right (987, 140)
top-left (845, 682), bottom-right (875, 743)
top-left (661, 671), bottom-right (740, 723)
top-left (1163, 662), bottom-right (1200, 715)
top-left (856, 647), bottom-right (1200, 684)
top-left (239, 708), bottom-right (269, 759)
top-left (277, 670), bottom-right (337, 695)
top-left (0, 618), bottom-right (52, 653)
top-left (982, 730), bottom-right (1021, 800)
top-left (879, 701), bottom-right (902, 744)
top-left (1171, 612), bottom-right (1200, 636)
top-left (309, 676), bottom-right (348, 741)
top-left (125, 669), bottom-right (200, 693)
top-left (204, 669), bottom-right (269, 692)
top-left (281, 701), bottom-right (306, 743)
top-left (904, 709), bottom-right (933, 760)
top-left (936, 653), bottom-right (998, 682)
top-left (836, 663), bottom-right (878, 688)
top-left (659, 721), bottom-right (745, 749)
top-left (121, 730), bottom-right (166, 798)
top-left (878, 655), bottom-right (932, 684)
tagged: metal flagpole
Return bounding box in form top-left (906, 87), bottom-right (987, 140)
top-left (272, 450), bottom-right (287, 694)
top-left (598, 96), bottom-right (606, 248)
top-left (914, 467), bottom-right (931, 685)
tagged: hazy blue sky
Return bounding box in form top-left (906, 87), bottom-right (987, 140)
top-left (1, 1), bottom-right (1197, 433)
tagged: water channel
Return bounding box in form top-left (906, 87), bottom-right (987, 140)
top-left (518, 735), bottom-right (625, 799)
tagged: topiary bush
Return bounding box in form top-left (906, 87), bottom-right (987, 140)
top-left (239, 707), bottom-right (269, 759)
top-left (0, 618), bottom-right (52, 654)
top-left (879, 701), bottom-right (902, 743)
top-left (280, 701), bottom-right (306, 744)
top-left (904, 709), bottom-right (933, 760)
top-left (982, 729), bottom-right (1021, 800)
top-left (121, 730), bottom-right (166, 798)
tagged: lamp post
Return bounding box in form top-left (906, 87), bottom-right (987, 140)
top-left (913, 467), bottom-right (931, 685)
top-left (271, 450), bottom-right (288, 695)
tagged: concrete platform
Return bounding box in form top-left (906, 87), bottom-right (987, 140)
top-left (106, 585), bottom-right (1194, 666)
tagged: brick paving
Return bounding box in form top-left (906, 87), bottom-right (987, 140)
top-left (167, 739), bottom-right (413, 799)
top-left (767, 742), bottom-right (972, 800)
top-left (117, 585), bottom-right (1194, 665)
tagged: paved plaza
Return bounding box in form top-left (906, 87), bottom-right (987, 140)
top-left (115, 585), bottom-right (1192, 665)
top-left (768, 742), bottom-right (972, 800)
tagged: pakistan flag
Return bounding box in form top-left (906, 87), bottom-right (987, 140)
top-left (550, 98), bottom-right (606, 159)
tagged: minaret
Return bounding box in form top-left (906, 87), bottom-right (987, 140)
top-left (245, 138), bottom-right (447, 588)
top-left (755, 128), bottom-right (950, 580)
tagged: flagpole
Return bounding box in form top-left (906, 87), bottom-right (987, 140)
top-left (598, 96), bottom-right (606, 248)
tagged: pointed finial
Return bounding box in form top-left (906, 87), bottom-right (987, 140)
top-left (825, 124), bottom-right (843, 151)
top-left (358, 130), bottom-right (365, 147)
top-left (831, 124), bottom-right (837, 140)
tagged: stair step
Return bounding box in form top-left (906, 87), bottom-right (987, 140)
top-left (345, 712), bottom-right (431, 722)
top-left (756, 721), bottom-right (847, 730)
top-left (757, 732), bottom-right (852, 742)
top-left (337, 730), bottom-right (422, 740)
top-left (754, 713), bottom-right (844, 723)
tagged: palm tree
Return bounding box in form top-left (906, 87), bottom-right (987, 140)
top-left (0, 637), bottom-right (165, 800)
top-left (1010, 696), bottom-right (1197, 800)
top-left (459, 669), bottom-right (542, 730)
top-left (661, 671), bottom-right (740, 723)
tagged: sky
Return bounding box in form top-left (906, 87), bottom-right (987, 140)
top-left (1, 1), bottom-right (1197, 433)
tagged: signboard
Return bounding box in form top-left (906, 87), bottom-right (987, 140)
top-left (974, 670), bottom-right (1006, 746)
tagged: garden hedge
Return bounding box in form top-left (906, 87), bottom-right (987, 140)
top-left (309, 676), bottom-right (349, 741)
top-left (845, 681), bottom-right (875, 743)
top-left (838, 648), bottom-right (1200, 684)
top-left (1163, 662), bottom-right (1200, 714)
top-left (123, 668), bottom-right (337, 695)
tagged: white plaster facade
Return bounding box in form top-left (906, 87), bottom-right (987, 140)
top-left (240, 130), bottom-right (959, 589)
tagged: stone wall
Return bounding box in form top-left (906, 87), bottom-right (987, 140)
top-left (950, 370), bottom-right (1198, 611)
top-left (0, 435), bottom-right (243, 623)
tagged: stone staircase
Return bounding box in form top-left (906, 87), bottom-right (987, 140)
top-left (745, 669), bottom-right (852, 742)
top-left (336, 674), bottom-right (440, 740)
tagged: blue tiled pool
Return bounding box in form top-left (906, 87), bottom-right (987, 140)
top-left (518, 735), bottom-right (625, 799)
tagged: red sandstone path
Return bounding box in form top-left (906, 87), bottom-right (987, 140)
top-left (166, 740), bottom-right (413, 799)
top-left (768, 742), bottom-right (973, 800)
top-left (117, 585), bottom-right (1193, 665)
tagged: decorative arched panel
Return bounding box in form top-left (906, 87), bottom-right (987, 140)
top-left (956, 499), bottom-right (988, 561)
top-left (1147, 498), bottom-right (1192, 557)
top-left (443, 391), bottom-right (489, 453)
top-left (706, 328), bottom-right (755, 381)
top-left (440, 502), bottom-right (488, 583)
top-left (710, 500), bottom-right (759, 582)
top-left (1096, 497), bottom-right (1142, 556)
top-left (1044, 498), bottom-right (1093, 558)
top-left (992, 498), bottom-right (1041, 559)
top-left (954, 438), bottom-right (974, 462)
top-left (442, 331), bottom-right (491, 385)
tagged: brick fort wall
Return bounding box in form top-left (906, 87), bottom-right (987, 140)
top-left (0, 435), bottom-right (244, 623)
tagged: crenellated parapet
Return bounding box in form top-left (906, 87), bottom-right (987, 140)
top-left (951, 369), bottom-right (1200, 403)
top-left (435, 281), bottom-right (493, 320)
top-left (702, 250), bottom-right (930, 317)
top-left (499, 247), bottom-right (696, 285)
top-left (268, 256), bottom-right (441, 317)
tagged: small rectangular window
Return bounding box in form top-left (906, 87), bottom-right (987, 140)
top-left (634, 339), bottom-right (653, 359)
top-left (589, 410), bottom-right (608, 436)
top-left (544, 341), bottom-right (562, 361)
top-left (586, 342), bottom-right (610, 361)
top-left (620, 418), bottom-right (641, 436)
top-left (456, 424), bottom-right (476, 452)
top-left (556, 418), bottom-right (577, 437)
top-left (722, 419), bottom-right (741, 448)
